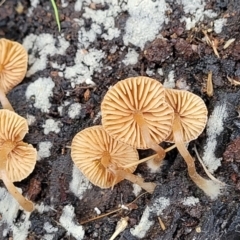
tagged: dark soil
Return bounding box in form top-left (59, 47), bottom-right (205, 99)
top-left (1, 0), bottom-right (240, 240)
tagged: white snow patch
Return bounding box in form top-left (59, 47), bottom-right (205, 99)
top-left (58, 106), bottom-right (63, 116)
top-left (35, 202), bottom-right (53, 214)
top-left (204, 9), bottom-right (218, 19)
top-left (214, 18), bottom-right (227, 34)
top-left (132, 183), bottom-right (142, 197)
top-left (12, 212), bottom-right (31, 240)
top-left (152, 197), bottom-right (170, 215)
top-left (123, 0), bottom-right (169, 49)
top-left (42, 222), bottom-right (58, 240)
top-left (130, 206), bottom-right (152, 239)
top-left (146, 68), bottom-right (155, 77)
top-left (180, 0), bottom-right (217, 30)
top-left (42, 119), bottom-right (61, 135)
top-left (94, 207), bottom-right (101, 215)
top-left (0, 187), bottom-right (31, 239)
top-left (26, 114), bottom-right (36, 126)
top-left (25, 77), bottom-right (55, 113)
top-left (74, 0), bottom-right (82, 11)
top-left (23, 33), bottom-right (69, 77)
top-left (182, 196), bottom-right (200, 206)
top-left (50, 62), bottom-right (66, 71)
top-left (61, 0), bottom-right (68, 8)
top-left (64, 48), bottom-right (105, 87)
top-left (122, 48), bottom-right (139, 65)
top-left (130, 197), bottom-right (170, 238)
top-left (79, 23), bottom-right (102, 49)
top-left (0, 187), bottom-right (20, 226)
top-left (82, 1), bottom-right (121, 43)
top-left (163, 70), bottom-right (175, 88)
top-left (70, 165), bottom-right (92, 199)
top-left (202, 102), bottom-right (228, 173)
top-left (59, 205), bottom-right (85, 239)
top-left (37, 141), bottom-right (53, 160)
top-left (180, 0), bottom-right (206, 30)
top-left (158, 68), bottom-right (164, 76)
top-left (93, 111), bottom-right (101, 124)
top-left (68, 103), bottom-right (82, 119)
top-left (27, 0), bottom-right (39, 16)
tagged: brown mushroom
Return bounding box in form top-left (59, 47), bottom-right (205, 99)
top-left (101, 77), bottom-right (174, 170)
top-left (165, 88), bottom-right (223, 198)
top-left (0, 38), bottom-right (28, 111)
top-left (71, 125), bottom-right (156, 193)
top-left (0, 109), bottom-right (37, 211)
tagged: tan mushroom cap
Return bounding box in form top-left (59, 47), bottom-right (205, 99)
top-left (71, 125), bottom-right (138, 188)
top-left (0, 38), bottom-right (28, 93)
top-left (101, 76), bottom-right (174, 149)
top-left (165, 89), bottom-right (208, 143)
top-left (0, 109), bottom-right (37, 182)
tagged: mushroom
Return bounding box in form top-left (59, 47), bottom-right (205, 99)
top-left (0, 109), bottom-right (37, 211)
top-left (71, 125), bottom-right (156, 193)
top-left (0, 38), bottom-right (28, 111)
top-left (165, 88), bottom-right (223, 198)
top-left (101, 76), bottom-right (174, 170)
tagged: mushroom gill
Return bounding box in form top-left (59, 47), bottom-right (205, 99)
top-left (0, 109), bottom-right (36, 211)
top-left (71, 125), bottom-right (156, 193)
top-left (165, 89), bottom-right (224, 199)
top-left (0, 38), bottom-right (28, 111)
top-left (101, 76), bottom-right (174, 170)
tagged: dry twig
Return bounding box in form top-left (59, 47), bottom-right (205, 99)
top-left (80, 192), bottom-right (147, 224)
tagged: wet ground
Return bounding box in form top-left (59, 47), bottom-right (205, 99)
top-left (1, 0), bottom-right (240, 239)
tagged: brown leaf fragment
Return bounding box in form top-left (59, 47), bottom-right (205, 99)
top-left (144, 38), bottom-right (172, 63)
top-left (84, 89), bottom-right (90, 101)
top-left (27, 178), bottom-right (42, 201)
top-left (207, 71), bottom-right (213, 97)
top-left (223, 137), bottom-right (240, 162)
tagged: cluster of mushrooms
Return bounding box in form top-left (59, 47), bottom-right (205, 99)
top-left (0, 37), bottom-right (223, 215)
top-left (0, 38), bottom-right (37, 212)
top-left (71, 76), bottom-right (223, 199)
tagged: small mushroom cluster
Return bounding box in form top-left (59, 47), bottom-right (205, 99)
top-left (71, 76), bottom-right (224, 199)
top-left (0, 38), bottom-right (37, 211)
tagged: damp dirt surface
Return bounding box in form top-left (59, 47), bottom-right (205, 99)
top-left (1, 0), bottom-right (240, 240)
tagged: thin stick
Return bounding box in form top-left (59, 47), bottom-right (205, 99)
top-left (158, 216), bottom-right (166, 230)
top-left (80, 192), bottom-right (147, 225)
top-left (0, 0), bottom-right (6, 6)
top-left (193, 144), bottom-right (225, 185)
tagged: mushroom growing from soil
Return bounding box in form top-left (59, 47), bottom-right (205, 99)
top-left (164, 88), bottom-right (223, 199)
top-left (71, 125), bottom-right (156, 193)
top-left (0, 109), bottom-right (37, 211)
top-left (0, 38), bottom-right (28, 111)
top-left (101, 76), bottom-right (174, 170)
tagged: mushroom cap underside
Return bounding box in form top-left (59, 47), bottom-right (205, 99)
top-left (71, 125), bottom-right (138, 188)
top-left (5, 142), bottom-right (37, 182)
top-left (101, 76), bottom-right (174, 149)
top-left (0, 109), bottom-right (37, 182)
top-left (165, 88), bottom-right (208, 143)
top-left (0, 38), bottom-right (28, 93)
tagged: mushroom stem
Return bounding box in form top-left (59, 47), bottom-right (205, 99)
top-left (0, 170), bottom-right (34, 212)
top-left (109, 164), bottom-right (156, 194)
top-left (133, 112), bottom-right (165, 166)
top-left (123, 144), bottom-right (176, 169)
top-left (0, 88), bottom-right (14, 111)
top-left (0, 142), bottom-right (34, 212)
top-left (101, 152), bottom-right (111, 168)
top-left (173, 114), bottom-right (222, 199)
